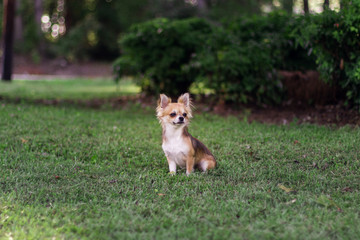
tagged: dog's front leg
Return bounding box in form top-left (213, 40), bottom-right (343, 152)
top-left (186, 156), bottom-right (195, 176)
top-left (167, 156), bottom-right (177, 175)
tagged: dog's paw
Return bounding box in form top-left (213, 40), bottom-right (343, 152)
top-left (169, 171), bottom-right (176, 176)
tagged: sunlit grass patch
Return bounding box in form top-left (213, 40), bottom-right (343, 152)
top-left (0, 77), bottom-right (140, 100)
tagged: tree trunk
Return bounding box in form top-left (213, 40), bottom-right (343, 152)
top-left (1, 0), bottom-right (16, 81)
top-left (303, 0), bottom-right (309, 14)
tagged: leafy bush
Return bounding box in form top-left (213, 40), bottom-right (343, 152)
top-left (114, 7), bottom-right (360, 107)
top-left (300, 2), bottom-right (360, 106)
top-left (227, 11), bottom-right (317, 71)
top-left (192, 27), bottom-right (282, 104)
top-left (114, 18), bottom-right (212, 96)
top-left (114, 17), bottom-right (284, 103)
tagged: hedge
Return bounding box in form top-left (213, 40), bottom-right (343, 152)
top-left (114, 4), bottom-right (360, 106)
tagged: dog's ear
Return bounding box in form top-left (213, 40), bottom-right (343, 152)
top-left (159, 94), bottom-right (171, 108)
top-left (177, 93), bottom-right (191, 107)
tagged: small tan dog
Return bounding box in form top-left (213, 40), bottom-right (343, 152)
top-left (156, 93), bottom-right (216, 175)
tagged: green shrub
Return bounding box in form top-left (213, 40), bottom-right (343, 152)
top-left (192, 28), bottom-right (283, 104)
top-left (114, 8), bottom-right (360, 107)
top-left (114, 18), bottom-right (212, 96)
top-left (300, 2), bottom-right (360, 106)
top-left (227, 11), bottom-right (317, 71)
top-left (193, 11), bottom-right (316, 104)
top-left (114, 17), bottom-right (284, 103)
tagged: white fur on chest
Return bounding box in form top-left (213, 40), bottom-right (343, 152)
top-left (162, 125), bottom-right (189, 168)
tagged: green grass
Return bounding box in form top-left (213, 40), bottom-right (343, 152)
top-left (0, 78), bottom-right (140, 100)
top-left (0, 79), bottom-right (359, 239)
top-left (0, 103), bottom-right (359, 239)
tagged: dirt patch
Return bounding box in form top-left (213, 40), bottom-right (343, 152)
top-left (279, 71), bottom-right (339, 105)
top-left (245, 105), bottom-right (360, 126)
top-left (206, 100), bottom-right (360, 126)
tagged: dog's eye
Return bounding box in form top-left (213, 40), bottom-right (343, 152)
top-left (182, 113), bottom-right (187, 117)
top-left (170, 113), bottom-right (176, 117)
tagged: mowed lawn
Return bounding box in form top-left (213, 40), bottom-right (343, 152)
top-left (0, 79), bottom-right (360, 239)
top-left (0, 78), bottom-right (140, 100)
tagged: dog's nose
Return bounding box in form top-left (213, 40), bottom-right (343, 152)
top-left (179, 117), bottom-right (184, 122)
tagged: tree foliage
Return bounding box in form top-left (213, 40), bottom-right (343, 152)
top-left (10, 0), bottom-right (295, 61)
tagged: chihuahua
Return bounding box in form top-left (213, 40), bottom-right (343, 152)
top-left (156, 93), bottom-right (216, 176)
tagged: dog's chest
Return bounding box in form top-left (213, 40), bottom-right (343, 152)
top-left (162, 137), bottom-right (189, 167)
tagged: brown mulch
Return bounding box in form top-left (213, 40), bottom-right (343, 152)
top-left (211, 103), bottom-right (360, 126)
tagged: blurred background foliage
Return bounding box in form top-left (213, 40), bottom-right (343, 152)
top-left (0, 0), bottom-right (341, 61)
top-left (0, 0), bottom-right (272, 61)
top-left (1, 0), bottom-right (359, 107)
top-left (114, 0), bottom-right (360, 106)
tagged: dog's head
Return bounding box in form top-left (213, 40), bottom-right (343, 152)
top-left (156, 93), bottom-right (193, 127)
